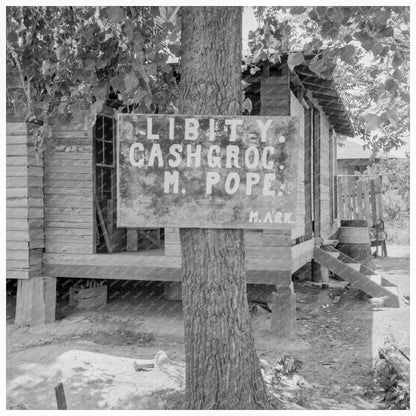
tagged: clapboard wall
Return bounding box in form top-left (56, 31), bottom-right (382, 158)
top-left (43, 121), bottom-right (95, 255)
top-left (6, 123), bottom-right (44, 279)
top-left (318, 114), bottom-right (338, 239)
top-left (289, 91), bottom-right (306, 240)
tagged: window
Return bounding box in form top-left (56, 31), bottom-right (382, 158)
top-left (95, 115), bottom-right (116, 200)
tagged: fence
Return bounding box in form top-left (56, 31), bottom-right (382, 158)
top-left (337, 175), bottom-right (383, 225)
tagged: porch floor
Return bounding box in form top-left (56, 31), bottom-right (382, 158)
top-left (42, 250), bottom-right (292, 285)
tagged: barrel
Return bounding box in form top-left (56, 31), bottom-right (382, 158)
top-left (337, 220), bottom-right (375, 273)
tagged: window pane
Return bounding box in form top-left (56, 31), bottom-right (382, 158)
top-left (104, 142), bottom-right (114, 166)
top-left (103, 167), bottom-right (112, 196)
top-left (104, 117), bottom-right (114, 142)
top-left (95, 116), bottom-right (103, 139)
top-left (96, 140), bottom-right (104, 164)
top-left (96, 168), bottom-right (103, 198)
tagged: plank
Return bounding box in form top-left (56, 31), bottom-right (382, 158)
top-left (7, 259), bottom-right (30, 269)
top-left (7, 219), bottom-right (43, 231)
top-left (45, 151), bottom-right (92, 159)
top-left (6, 165), bottom-right (28, 177)
top-left (6, 122), bottom-right (26, 135)
top-left (55, 383), bottom-right (67, 410)
top-left (6, 143), bottom-right (29, 156)
top-left (6, 208), bottom-right (27, 219)
top-left (15, 277), bottom-right (56, 326)
top-left (45, 227), bottom-right (94, 236)
top-left (44, 164), bottom-right (92, 173)
top-left (45, 242), bottom-right (94, 254)
top-left (44, 172), bottom-right (93, 181)
top-left (45, 221), bottom-right (93, 229)
top-left (6, 229), bottom-right (42, 242)
top-left (44, 215), bottom-right (93, 224)
top-left (45, 158), bottom-right (92, 167)
top-left (6, 241), bottom-right (29, 250)
top-left (46, 234), bottom-right (93, 244)
top-left (252, 245), bottom-right (293, 259)
top-left (6, 155), bottom-right (28, 166)
top-left (44, 180), bottom-right (92, 189)
top-left (6, 188), bottom-right (28, 198)
top-left (45, 195), bottom-right (93, 207)
top-left (7, 197), bottom-right (44, 208)
top-left (7, 176), bottom-right (42, 188)
top-left (6, 269), bottom-right (30, 279)
top-left (44, 187), bottom-right (91, 196)
top-left (45, 207), bottom-right (94, 216)
top-left (6, 249), bottom-right (29, 261)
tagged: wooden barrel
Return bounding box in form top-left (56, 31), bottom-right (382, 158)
top-left (337, 220), bottom-right (375, 272)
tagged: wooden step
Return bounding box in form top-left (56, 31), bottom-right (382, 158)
top-left (313, 246), bottom-right (399, 308)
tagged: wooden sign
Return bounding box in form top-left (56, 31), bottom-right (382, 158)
top-left (117, 114), bottom-right (299, 229)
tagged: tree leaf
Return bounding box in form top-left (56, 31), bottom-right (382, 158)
top-left (392, 51), bottom-right (403, 68)
top-left (106, 7), bottom-right (125, 24)
top-left (375, 9), bottom-right (390, 27)
top-left (124, 72), bottom-right (139, 90)
top-left (145, 63), bottom-right (157, 77)
top-left (392, 68), bottom-right (405, 83)
top-left (340, 44), bottom-right (356, 65)
top-left (287, 51), bottom-right (304, 71)
top-left (133, 89), bottom-right (147, 104)
top-left (168, 43), bottom-right (182, 56)
top-left (92, 85), bottom-right (108, 101)
top-left (363, 113), bottom-right (381, 131)
top-left (290, 7), bottom-right (306, 15)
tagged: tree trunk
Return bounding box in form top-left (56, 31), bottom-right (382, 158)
top-left (179, 7), bottom-right (267, 409)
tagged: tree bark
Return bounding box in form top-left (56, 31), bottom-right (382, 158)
top-left (179, 7), bottom-right (267, 409)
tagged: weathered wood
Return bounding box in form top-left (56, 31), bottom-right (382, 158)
top-left (7, 197), bottom-right (44, 208)
top-left (45, 242), bottom-right (94, 254)
top-left (44, 221), bottom-right (93, 229)
top-left (45, 158), bottom-right (92, 167)
top-left (96, 199), bottom-right (113, 254)
top-left (44, 187), bottom-right (91, 196)
top-left (54, 383), bottom-right (67, 410)
top-left (118, 114), bottom-right (299, 230)
top-left (166, 243), bottom-right (293, 259)
top-left (45, 227), bottom-right (94, 236)
top-left (45, 151), bottom-right (92, 159)
top-left (313, 247), bottom-right (399, 304)
top-left (271, 282), bottom-right (296, 338)
top-left (44, 180), bottom-right (92, 189)
top-left (7, 270), bottom-right (30, 279)
top-left (15, 277), bottom-right (57, 326)
top-left (45, 172), bottom-right (93, 181)
top-left (6, 122), bottom-right (27, 135)
top-left (261, 76), bottom-right (290, 116)
top-left (7, 176), bottom-right (42, 188)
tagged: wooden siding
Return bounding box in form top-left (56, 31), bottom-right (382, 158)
top-left (6, 123), bottom-right (44, 279)
top-left (319, 114), bottom-right (338, 238)
top-left (43, 122), bottom-right (95, 256)
top-left (290, 91), bottom-right (305, 239)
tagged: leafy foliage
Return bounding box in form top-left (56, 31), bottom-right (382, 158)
top-left (363, 156), bottom-right (410, 223)
top-left (6, 6), bottom-right (180, 143)
top-left (374, 336), bottom-right (410, 410)
top-left (248, 6), bottom-right (409, 152)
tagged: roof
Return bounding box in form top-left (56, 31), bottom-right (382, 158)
top-left (242, 58), bottom-right (354, 137)
top-left (338, 138), bottom-right (409, 160)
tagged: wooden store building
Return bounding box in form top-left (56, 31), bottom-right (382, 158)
top-left (6, 59), bottom-right (399, 334)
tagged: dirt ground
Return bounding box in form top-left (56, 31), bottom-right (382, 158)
top-left (6, 249), bottom-right (410, 410)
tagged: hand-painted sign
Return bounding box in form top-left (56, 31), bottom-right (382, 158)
top-left (117, 114), bottom-right (299, 229)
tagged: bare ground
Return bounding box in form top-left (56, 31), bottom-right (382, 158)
top-left (6, 252), bottom-right (410, 410)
